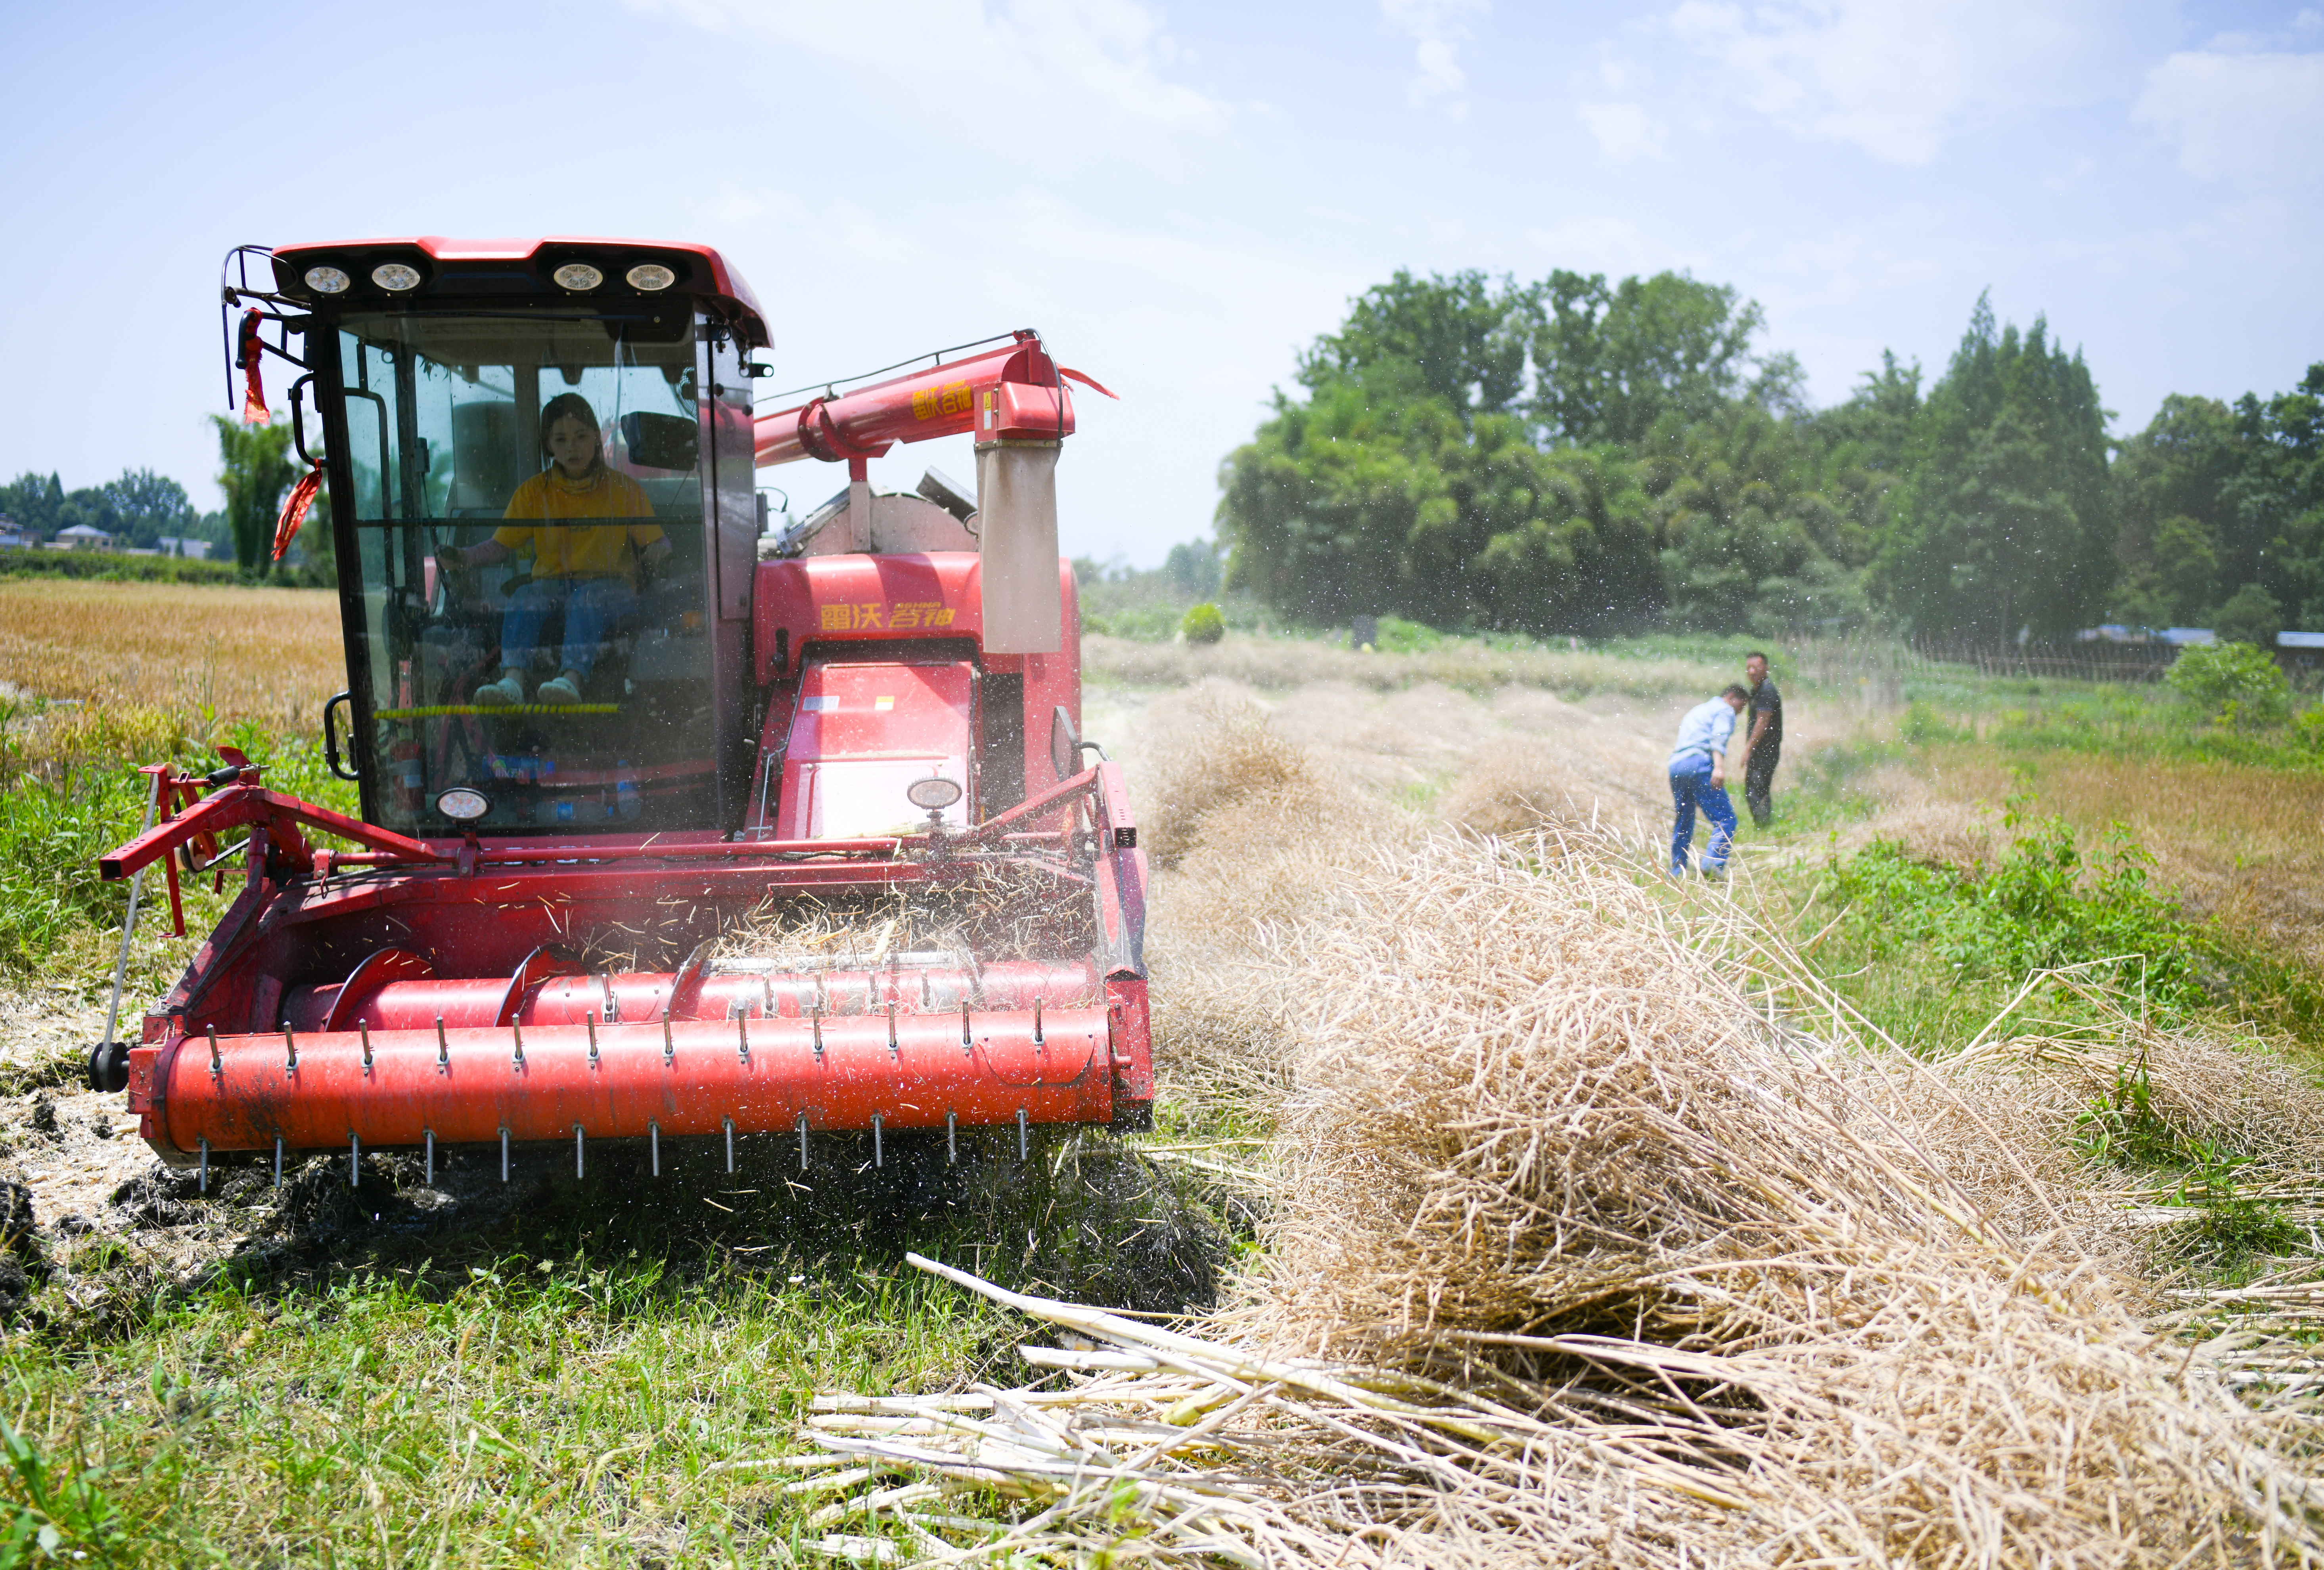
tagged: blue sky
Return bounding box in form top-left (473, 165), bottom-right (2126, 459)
top-left (2, 0), bottom-right (2318, 564)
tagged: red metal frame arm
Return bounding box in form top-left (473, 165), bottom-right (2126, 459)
top-left (100, 785), bottom-right (445, 882)
top-left (956, 765), bottom-right (1101, 846)
top-left (754, 330), bottom-right (1106, 468)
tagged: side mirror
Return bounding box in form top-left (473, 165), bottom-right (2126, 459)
top-left (1049, 705), bottom-right (1079, 782)
top-left (619, 411), bottom-right (699, 471)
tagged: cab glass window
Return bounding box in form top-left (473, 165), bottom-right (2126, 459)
top-left (327, 312), bottom-right (712, 836)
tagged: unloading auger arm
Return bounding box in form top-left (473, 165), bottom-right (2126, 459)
top-left (753, 329), bottom-right (1115, 469)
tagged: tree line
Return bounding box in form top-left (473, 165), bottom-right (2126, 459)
top-left (1214, 269), bottom-right (2324, 642)
top-left (1, 416), bottom-right (325, 579)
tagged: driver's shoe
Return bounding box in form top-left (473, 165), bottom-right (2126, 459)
top-left (475, 673), bottom-right (526, 707)
top-left (535, 674), bottom-right (582, 707)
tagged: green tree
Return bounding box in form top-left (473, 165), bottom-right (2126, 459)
top-left (1219, 266), bottom-right (1858, 635)
top-left (2110, 395), bottom-right (2238, 626)
top-left (2211, 582), bottom-right (2282, 648)
top-left (2165, 638), bottom-right (2290, 725)
top-left (1649, 403), bottom-right (1864, 631)
top-left (211, 415), bottom-right (297, 573)
top-left (1162, 537), bottom-right (1222, 599)
top-left (2228, 364), bottom-right (2324, 628)
top-left (0, 473), bottom-right (64, 535)
top-left (1297, 270), bottom-right (1540, 425)
top-left (1531, 270), bottom-right (1770, 446)
top-left (1868, 295), bottom-right (2115, 638)
top-left (100, 468), bottom-right (196, 550)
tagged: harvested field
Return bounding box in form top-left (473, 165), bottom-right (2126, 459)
top-left (1084, 629), bottom-right (1730, 699)
top-left (4, 588), bottom-right (2322, 1562)
top-left (781, 689), bottom-right (2324, 1566)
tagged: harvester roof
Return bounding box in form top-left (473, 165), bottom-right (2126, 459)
top-left (266, 236), bottom-right (770, 348)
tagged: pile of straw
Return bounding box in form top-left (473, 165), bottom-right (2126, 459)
top-left (788, 693), bottom-right (2324, 1564)
top-left (706, 869), bottom-right (1100, 974)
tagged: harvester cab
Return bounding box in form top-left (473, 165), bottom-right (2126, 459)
top-left (90, 238), bottom-right (1151, 1189)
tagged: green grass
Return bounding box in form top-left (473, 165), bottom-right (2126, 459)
top-left (1892, 684), bottom-right (2324, 771)
top-left (1787, 810), bottom-right (2324, 1052)
top-left (0, 553), bottom-right (239, 586)
top-left (0, 719), bottom-right (357, 990)
top-left (0, 1121), bottom-right (1233, 1566)
top-left (0, 1232), bottom-right (1008, 1563)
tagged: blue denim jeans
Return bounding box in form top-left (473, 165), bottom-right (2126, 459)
top-left (1668, 763), bottom-right (1736, 875)
top-left (500, 576), bottom-right (634, 680)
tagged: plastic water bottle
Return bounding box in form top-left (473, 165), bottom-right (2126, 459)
top-left (616, 761), bottom-right (640, 821)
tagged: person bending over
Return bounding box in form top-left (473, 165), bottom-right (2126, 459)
top-left (1667, 684), bottom-right (1749, 877)
top-left (439, 392), bottom-right (671, 707)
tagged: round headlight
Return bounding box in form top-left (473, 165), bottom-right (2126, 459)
top-left (552, 262), bottom-right (604, 292)
top-left (303, 265), bottom-right (352, 295)
top-left (435, 787), bottom-right (490, 822)
top-left (371, 262), bottom-right (423, 292)
top-left (625, 263), bottom-right (677, 291)
top-left (905, 776), bottom-right (963, 812)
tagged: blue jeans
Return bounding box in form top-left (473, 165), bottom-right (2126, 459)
top-left (500, 577), bottom-right (634, 680)
top-left (1669, 763), bottom-right (1736, 875)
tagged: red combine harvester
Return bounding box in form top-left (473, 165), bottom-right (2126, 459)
top-left (88, 238), bottom-right (1150, 1188)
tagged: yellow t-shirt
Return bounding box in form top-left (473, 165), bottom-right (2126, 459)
top-left (494, 467), bottom-right (663, 579)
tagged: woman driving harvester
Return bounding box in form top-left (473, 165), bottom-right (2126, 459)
top-left (439, 391), bottom-right (672, 707)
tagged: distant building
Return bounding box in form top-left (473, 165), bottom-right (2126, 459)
top-left (2277, 631), bottom-right (2324, 651)
top-left (156, 537), bottom-right (213, 560)
top-left (53, 523), bottom-right (115, 551)
top-left (2157, 627), bottom-right (2216, 647)
top-left (0, 515), bottom-right (33, 550)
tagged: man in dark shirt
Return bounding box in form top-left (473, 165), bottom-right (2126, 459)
top-left (1741, 651), bottom-right (1783, 828)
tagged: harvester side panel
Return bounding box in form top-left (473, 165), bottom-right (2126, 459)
top-left (751, 553), bottom-right (1081, 819)
top-left (771, 660), bottom-right (975, 840)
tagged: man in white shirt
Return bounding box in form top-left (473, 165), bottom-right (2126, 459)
top-left (1667, 684), bottom-right (1750, 876)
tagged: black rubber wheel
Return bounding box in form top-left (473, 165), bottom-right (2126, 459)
top-left (86, 1039), bottom-right (129, 1095)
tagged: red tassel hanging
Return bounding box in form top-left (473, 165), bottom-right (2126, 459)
top-left (272, 464), bottom-right (323, 563)
top-left (239, 309), bottom-right (270, 424)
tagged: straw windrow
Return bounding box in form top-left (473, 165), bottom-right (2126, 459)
top-left (789, 689), bottom-right (2324, 1565)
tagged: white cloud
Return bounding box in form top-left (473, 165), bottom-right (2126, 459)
top-left (2136, 50), bottom-right (2324, 186)
top-left (1667, 0), bottom-right (2175, 164)
top-left (1577, 100), bottom-right (1667, 160)
top-left (1379, 0), bottom-right (1490, 117)
top-left (625, 0), bottom-right (1227, 132)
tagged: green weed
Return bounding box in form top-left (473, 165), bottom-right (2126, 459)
top-left (0, 1418), bottom-right (129, 1566)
